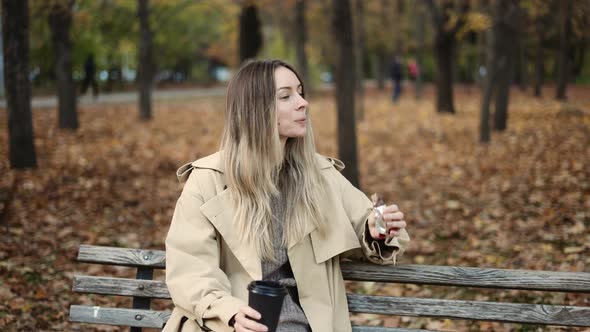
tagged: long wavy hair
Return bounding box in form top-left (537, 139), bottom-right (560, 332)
top-left (221, 59), bottom-right (327, 261)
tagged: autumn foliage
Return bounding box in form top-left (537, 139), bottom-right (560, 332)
top-left (0, 85), bottom-right (589, 331)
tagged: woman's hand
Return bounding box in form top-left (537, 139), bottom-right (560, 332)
top-left (368, 204), bottom-right (406, 240)
top-left (233, 306), bottom-right (268, 332)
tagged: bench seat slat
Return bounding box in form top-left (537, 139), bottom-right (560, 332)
top-left (73, 275), bottom-right (170, 299)
top-left (347, 294), bottom-right (590, 327)
top-left (68, 305), bottom-right (437, 331)
top-left (341, 262), bottom-right (590, 293)
top-left (77, 245), bottom-right (166, 268)
top-left (69, 305), bottom-right (169, 328)
top-left (352, 327), bottom-right (438, 332)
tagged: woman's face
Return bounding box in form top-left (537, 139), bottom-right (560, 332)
top-left (274, 66), bottom-right (308, 143)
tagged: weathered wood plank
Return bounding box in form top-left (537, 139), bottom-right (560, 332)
top-left (341, 262), bottom-right (590, 293)
top-left (69, 305), bottom-right (169, 328)
top-left (77, 246), bottom-right (590, 293)
top-left (352, 326), bottom-right (438, 332)
top-left (347, 294), bottom-right (590, 327)
top-left (73, 275), bottom-right (170, 298)
top-left (68, 305), bottom-right (437, 331)
top-left (77, 245), bottom-right (165, 268)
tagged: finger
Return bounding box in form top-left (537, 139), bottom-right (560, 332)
top-left (235, 316), bottom-right (268, 332)
top-left (234, 322), bottom-right (259, 332)
top-left (240, 306), bottom-right (261, 320)
top-left (387, 220), bottom-right (406, 230)
top-left (386, 212), bottom-right (404, 221)
top-left (383, 204), bottom-right (399, 213)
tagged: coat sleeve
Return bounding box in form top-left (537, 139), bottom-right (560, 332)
top-left (335, 169), bottom-right (410, 265)
top-left (165, 171), bottom-right (245, 331)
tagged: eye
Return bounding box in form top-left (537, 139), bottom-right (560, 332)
top-left (298, 92), bottom-right (305, 98)
top-left (279, 95), bottom-right (289, 100)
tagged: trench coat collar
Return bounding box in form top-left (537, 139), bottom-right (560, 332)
top-left (179, 151), bottom-right (348, 280)
top-left (182, 151), bottom-right (343, 176)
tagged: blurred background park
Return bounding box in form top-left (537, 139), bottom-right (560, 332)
top-left (0, 0), bottom-right (589, 331)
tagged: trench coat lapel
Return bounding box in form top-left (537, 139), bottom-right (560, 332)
top-left (200, 188), bottom-right (262, 281)
top-left (294, 155), bottom-right (362, 264)
top-left (188, 152), bottom-right (356, 280)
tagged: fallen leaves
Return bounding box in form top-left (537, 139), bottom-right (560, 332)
top-left (0, 85), bottom-right (589, 331)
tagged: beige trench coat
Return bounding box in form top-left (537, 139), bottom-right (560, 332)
top-left (163, 152), bottom-right (410, 332)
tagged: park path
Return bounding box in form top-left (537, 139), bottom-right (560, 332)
top-left (0, 83), bottom-right (347, 110)
top-left (0, 86), bottom-right (229, 109)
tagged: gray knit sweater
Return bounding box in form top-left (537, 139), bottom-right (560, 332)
top-left (262, 195), bottom-right (311, 332)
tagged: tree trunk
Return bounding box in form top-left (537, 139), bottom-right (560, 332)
top-left (239, 3), bottom-right (262, 63)
top-left (354, 0), bottom-right (365, 120)
top-left (376, 0), bottom-right (389, 91)
top-left (533, 22), bottom-right (544, 97)
top-left (493, 52), bottom-right (512, 131)
top-left (434, 36), bottom-right (455, 113)
top-left (493, 0), bottom-right (522, 131)
top-left (332, 0), bottom-right (359, 188)
top-left (480, 27), bottom-right (496, 144)
top-left (415, 4), bottom-right (425, 100)
top-left (555, 0), bottom-right (572, 100)
top-left (294, 0), bottom-right (309, 90)
top-left (138, 0), bottom-right (153, 120)
top-left (517, 34), bottom-right (527, 91)
top-left (426, 0), bottom-right (469, 114)
top-left (493, 0), bottom-right (519, 132)
top-left (48, 1), bottom-right (78, 130)
top-left (2, 0), bottom-right (37, 168)
top-left (375, 51), bottom-right (387, 90)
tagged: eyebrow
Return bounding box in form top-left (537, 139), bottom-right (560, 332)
top-left (277, 85), bottom-right (302, 91)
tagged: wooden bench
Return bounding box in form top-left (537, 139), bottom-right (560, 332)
top-left (69, 245), bottom-right (590, 331)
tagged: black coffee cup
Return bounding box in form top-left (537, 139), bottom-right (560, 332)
top-left (247, 280), bottom-right (287, 332)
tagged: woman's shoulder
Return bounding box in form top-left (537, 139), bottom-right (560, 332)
top-left (176, 152), bottom-right (223, 181)
top-left (315, 153), bottom-right (345, 172)
top-left (176, 152), bottom-right (225, 198)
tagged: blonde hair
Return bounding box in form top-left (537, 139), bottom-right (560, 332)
top-left (221, 59), bottom-right (327, 261)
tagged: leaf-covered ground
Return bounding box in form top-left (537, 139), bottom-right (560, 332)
top-left (0, 85), bottom-right (589, 331)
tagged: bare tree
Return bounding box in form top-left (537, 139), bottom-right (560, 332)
top-left (48, 0), bottom-right (78, 129)
top-left (555, 0), bottom-right (573, 100)
top-left (353, 0), bottom-right (366, 120)
top-left (375, 0), bottom-right (389, 91)
top-left (2, 0), bottom-right (37, 168)
top-left (239, 2), bottom-right (262, 63)
top-left (533, 18), bottom-right (545, 97)
top-left (493, 1), bottom-right (520, 131)
top-left (294, 0), bottom-right (309, 89)
top-left (332, 0), bottom-right (359, 188)
top-left (480, 0), bottom-right (519, 142)
top-left (425, 0), bottom-right (469, 114)
top-left (414, 2), bottom-right (426, 100)
top-left (138, 0), bottom-right (153, 120)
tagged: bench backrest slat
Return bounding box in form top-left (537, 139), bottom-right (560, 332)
top-left (69, 305), bottom-right (169, 328)
top-left (73, 275), bottom-right (170, 299)
top-left (71, 275), bottom-right (590, 327)
top-left (347, 294), bottom-right (590, 327)
top-left (78, 245), bottom-right (166, 268)
top-left (79, 246), bottom-right (590, 292)
top-left (341, 262), bottom-right (590, 292)
top-left (72, 245), bottom-right (590, 330)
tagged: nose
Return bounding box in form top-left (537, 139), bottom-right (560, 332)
top-left (297, 94), bottom-right (308, 111)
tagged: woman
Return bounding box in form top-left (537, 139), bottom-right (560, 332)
top-left (164, 59), bottom-right (410, 332)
